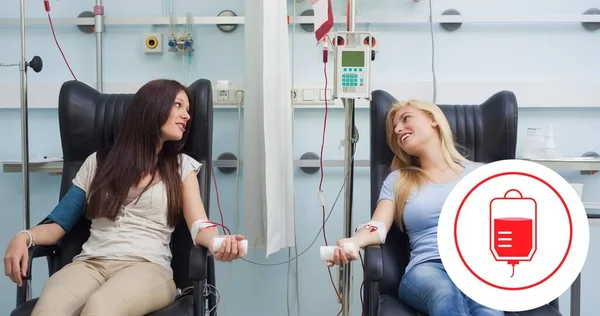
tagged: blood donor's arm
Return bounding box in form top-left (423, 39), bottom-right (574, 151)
top-left (350, 199), bottom-right (395, 248)
top-left (181, 169), bottom-right (246, 262)
top-left (349, 171), bottom-right (397, 249)
top-left (326, 172), bottom-right (397, 266)
top-left (181, 170), bottom-right (219, 249)
top-left (5, 186), bottom-right (85, 286)
top-left (325, 199), bottom-right (395, 266)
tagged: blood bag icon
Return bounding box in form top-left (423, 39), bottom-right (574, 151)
top-left (490, 189), bottom-right (537, 278)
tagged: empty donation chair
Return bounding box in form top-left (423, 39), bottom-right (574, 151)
top-left (10, 79), bottom-right (217, 316)
top-left (363, 90), bottom-right (562, 316)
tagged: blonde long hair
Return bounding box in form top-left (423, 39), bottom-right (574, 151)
top-left (385, 100), bottom-right (466, 231)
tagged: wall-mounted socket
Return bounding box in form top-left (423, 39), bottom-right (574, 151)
top-left (233, 89), bottom-right (244, 102)
top-left (216, 89), bottom-right (230, 102)
top-left (143, 33), bottom-right (163, 53)
top-left (212, 88), bottom-right (244, 105)
top-left (291, 89), bottom-right (299, 102)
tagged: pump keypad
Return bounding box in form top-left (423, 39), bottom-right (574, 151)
top-left (341, 68), bottom-right (365, 88)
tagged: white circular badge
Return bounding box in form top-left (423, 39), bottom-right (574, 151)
top-left (438, 159), bottom-right (589, 312)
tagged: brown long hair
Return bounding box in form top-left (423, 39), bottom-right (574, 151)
top-left (86, 79), bottom-right (194, 227)
top-left (385, 100), bottom-right (466, 231)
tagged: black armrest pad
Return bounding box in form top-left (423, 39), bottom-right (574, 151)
top-left (364, 245), bottom-right (383, 282)
top-left (25, 245), bottom-right (58, 279)
top-left (188, 245), bottom-right (208, 280)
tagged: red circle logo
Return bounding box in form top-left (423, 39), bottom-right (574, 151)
top-left (453, 171), bottom-right (573, 291)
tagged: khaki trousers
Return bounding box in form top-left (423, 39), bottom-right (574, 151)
top-left (31, 258), bottom-right (176, 316)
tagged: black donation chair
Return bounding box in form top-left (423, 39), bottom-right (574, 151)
top-left (363, 90), bottom-right (562, 316)
top-left (11, 79), bottom-right (217, 316)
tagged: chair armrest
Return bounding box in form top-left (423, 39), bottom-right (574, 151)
top-left (363, 245), bottom-right (383, 316)
top-left (17, 245), bottom-right (58, 306)
top-left (25, 245), bottom-right (58, 280)
top-left (364, 245), bottom-right (383, 282)
top-left (188, 246), bottom-right (210, 316)
top-left (188, 245), bottom-right (208, 281)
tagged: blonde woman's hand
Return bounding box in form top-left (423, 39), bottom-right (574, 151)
top-left (211, 235), bottom-right (246, 262)
top-left (326, 238), bottom-right (359, 267)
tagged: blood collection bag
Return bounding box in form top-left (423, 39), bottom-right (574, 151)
top-left (489, 189), bottom-right (537, 277)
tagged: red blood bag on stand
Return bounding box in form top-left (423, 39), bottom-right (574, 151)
top-left (489, 189), bottom-right (537, 278)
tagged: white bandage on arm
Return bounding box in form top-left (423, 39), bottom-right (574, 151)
top-left (356, 221), bottom-right (388, 244)
top-left (190, 219), bottom-right (217, 246)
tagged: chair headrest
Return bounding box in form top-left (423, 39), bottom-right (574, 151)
top-left (369, 89), bottom-right (518, 167)
top-left (57, 79), bottom-right (214, 164)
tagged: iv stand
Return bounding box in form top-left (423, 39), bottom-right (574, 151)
top-left (19, 0), bottom-right (31, 303)
top-left (339, 1), bottom-right (357, 316)
top-left (19, 0), bottom-right (30, 232)
top-left (18, 0), bottom-right (43, 304)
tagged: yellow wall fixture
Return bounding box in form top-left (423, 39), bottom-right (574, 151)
top-left (143, 33), bottom-right (163, 53)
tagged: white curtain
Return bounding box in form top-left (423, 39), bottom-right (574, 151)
top-left (243, 0), bottom-right (295, 257)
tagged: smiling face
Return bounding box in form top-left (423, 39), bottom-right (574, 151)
top-left (391, 105), bottom-right (439, 156)
top-left (160, 90), bottom-right (191, 142)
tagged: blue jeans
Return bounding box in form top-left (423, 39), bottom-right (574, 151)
top-left (398, 259), bottom-right (504, 316)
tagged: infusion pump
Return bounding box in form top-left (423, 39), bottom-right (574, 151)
top-left (332, 32), bottom-right (372, 100)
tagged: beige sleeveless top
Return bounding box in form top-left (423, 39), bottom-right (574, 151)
top-left (71, 152), bottom-right (201, 275)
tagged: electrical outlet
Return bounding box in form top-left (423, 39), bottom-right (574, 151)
top-left (233, 89), bottom-right (244, 102)
top-left (292, 87), bottom-right (325, 106)
top-left (217, 89), bottom-right (230, 102)
top-left (291, 89), bottom-right (298, 102)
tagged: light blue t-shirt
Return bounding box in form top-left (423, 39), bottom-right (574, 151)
top-left (378, 160), bottom-right (483, 274)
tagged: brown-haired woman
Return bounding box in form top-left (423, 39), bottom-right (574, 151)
top-left (4, 79), bottom-right (245, 315)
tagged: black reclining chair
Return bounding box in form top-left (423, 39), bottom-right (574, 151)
top-left (363, 90), bottom-right (562, 316)
top-left (10, 79), bottom-right (217, 316)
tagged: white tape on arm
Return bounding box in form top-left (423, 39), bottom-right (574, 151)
top-left (356, 221), bottom-right (388, 244)
top-left (190, 219), bottom-right (217, 246)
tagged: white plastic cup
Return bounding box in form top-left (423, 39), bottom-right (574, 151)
top-left (320, 246), bottom-right (337, 261)
top-left (212, 237), bottom-right (248, 254)
top-left (320, 242), bottom-right (358, 261)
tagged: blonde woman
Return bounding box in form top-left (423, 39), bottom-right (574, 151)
top-left (328, 100), bottom-right (503, 315)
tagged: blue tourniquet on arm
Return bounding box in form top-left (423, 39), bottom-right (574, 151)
top-left (46, 186), bottom-right (86, 233)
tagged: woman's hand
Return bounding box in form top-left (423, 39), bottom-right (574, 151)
top-left (326, 238), bottom-right (359, 267)
top-left (211, 234), bottom-right (246, 262)
top-left (4, 233), bottom-right (29, 287)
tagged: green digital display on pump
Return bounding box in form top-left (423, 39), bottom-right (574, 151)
top-left (341, 51), bottom-right (365, 67)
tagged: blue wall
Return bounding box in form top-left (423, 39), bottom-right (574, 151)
top-left (1, 0), bottom-right (599, 315)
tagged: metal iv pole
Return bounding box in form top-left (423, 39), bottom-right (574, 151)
top-left (339, 1), bottom-right (357, 315)
top-left (94, 0), bottom-right (104, 91)
top-left (18, 0), bottom-right (44, 303)
top-left (19, 0), bottom-right (30, 234)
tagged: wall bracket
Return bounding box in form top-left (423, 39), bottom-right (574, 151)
top-left (440, 9), bottom-right (462, 32)
top-left (217, 10), bottom-right (239, 33)
top-left (300, 9), bottom-right (315, 32)
top-left (76, 11), bottom-right (95, 33)
top-left (216, 152), bottom-right (238, 174)
top-left (300, 152), bottom-right (320, 174)
top-left (580, 151), bottom-right (600, 175)
top-left (582, 8), bottom-right (600, 31)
